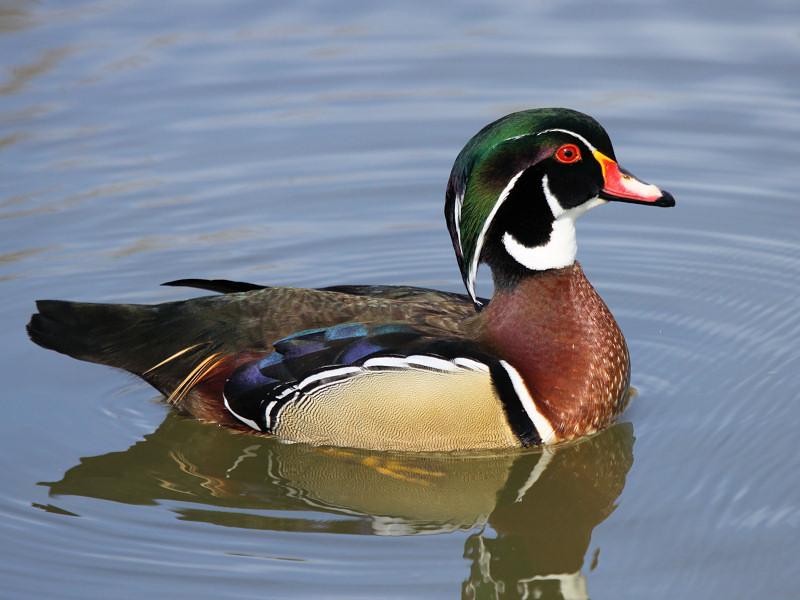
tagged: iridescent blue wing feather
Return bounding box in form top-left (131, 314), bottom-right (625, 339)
top-left (224, 322), bottom-right (482, 432)
top-left (221, 321), bottom-right (545, 448)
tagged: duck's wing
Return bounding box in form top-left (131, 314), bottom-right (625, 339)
top-left (163, 278), bottom-right (485, 306)
top-left (27, 286), bottom-right (478, 413)
top-left (320, 284), bottom-right (486, 305)
top-left (221, 322), bottom-right (547, 451)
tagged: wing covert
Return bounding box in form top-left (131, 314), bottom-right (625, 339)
top-left (222, 322), bottom-right (548, 451)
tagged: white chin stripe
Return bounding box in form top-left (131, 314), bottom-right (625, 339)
top-left (503, 228), bottom-right (576, 272)
top-left (502, 175), bottom-right (605, 272)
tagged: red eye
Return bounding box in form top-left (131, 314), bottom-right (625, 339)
top-left (555, 144), bottom-right (581, 164)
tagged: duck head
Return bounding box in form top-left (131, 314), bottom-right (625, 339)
top-left (445, 108), bottom-right (674, 307)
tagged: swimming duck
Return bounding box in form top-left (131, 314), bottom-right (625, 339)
top-left (27, 108), bottom-right (674, 452)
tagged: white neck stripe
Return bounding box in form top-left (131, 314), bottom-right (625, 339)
top-left (465, 168), bottom-right (525, 306)
top-left (502, 227), bottom-right (576, 272)
top-left (501, 175), bottom-right (606, 272)
top-left (454, 191), bottom-right (464, 258)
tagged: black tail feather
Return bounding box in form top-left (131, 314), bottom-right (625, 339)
top-left (26, 299), bottom-right (219, 398)
top-left (27, 300), bottom-right (158, 370)
top-left (26, 290), bottom-right (282, 400)
top-left (26, 296), bottom-right (274, 423)
top-left (27, 304), bottom-right (99, 362)
top-left (162, 279), bottom-right (265, 294)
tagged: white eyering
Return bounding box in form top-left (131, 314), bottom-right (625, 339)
top-left (502, 174), bottom-right (606, 272)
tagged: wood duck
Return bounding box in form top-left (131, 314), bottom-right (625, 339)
top-left (27, 108), bottom-right (674, 452)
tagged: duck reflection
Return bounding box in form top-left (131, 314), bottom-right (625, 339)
top-left (461, 424), bottom-right (633, 599)
top-left (42, 414), bottom-right (633, 599)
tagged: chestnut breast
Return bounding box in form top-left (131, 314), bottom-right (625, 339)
top-left (478, 263), bottom-right (630, 440)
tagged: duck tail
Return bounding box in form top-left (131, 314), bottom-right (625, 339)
top-left (27, 300), bottom-right (160, 372)
top-left (27, 298), bottom-right (265, 428)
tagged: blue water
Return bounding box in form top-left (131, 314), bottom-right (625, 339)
top-left (2, 1), bottom-right (800, 598)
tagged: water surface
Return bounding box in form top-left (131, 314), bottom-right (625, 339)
top-left (2, 1), bottom-right (799, 598)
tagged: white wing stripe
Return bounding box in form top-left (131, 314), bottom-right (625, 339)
top-left (297, 366), bottom-right (364, 389)
top-left (223, 392), bottom-right (262, 431)
top-left (362, 354), bottom-right (481, 372)
top-left (264, 400), bottom-right (278, 429)
top-left (452, 357), bottom-right (490, 372)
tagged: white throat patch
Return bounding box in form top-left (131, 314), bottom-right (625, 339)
top-left (502, 174), bottom-right (606, 272)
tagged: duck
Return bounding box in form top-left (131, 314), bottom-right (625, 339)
top-left (27, 108), bottom-right (674, 452)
